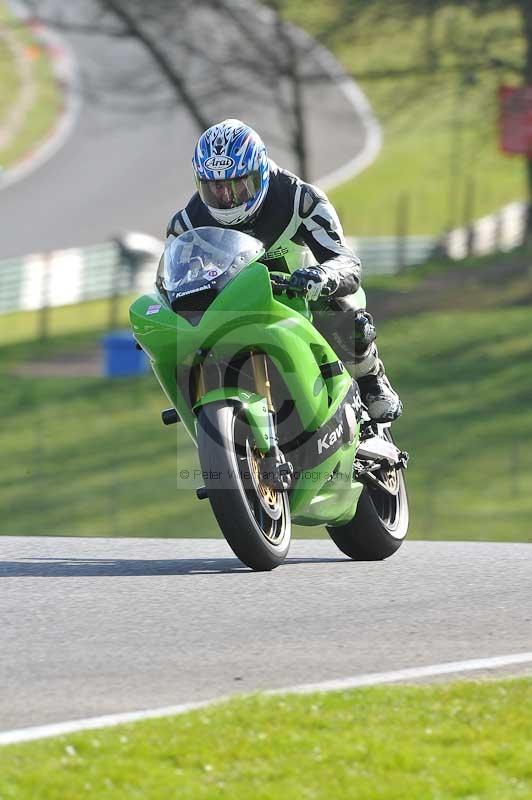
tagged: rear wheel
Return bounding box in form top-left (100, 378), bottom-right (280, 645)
top-left (197, 401), bottom-right (291, 571)
top-left (327, 429), bottom-right (408, 560)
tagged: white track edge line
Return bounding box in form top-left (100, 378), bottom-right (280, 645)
top-left (0, 0), bottom-right (81, 191)
top-left (271, 651), bottom-right (532, 695)
top-left (311, 45), bottom-right (382, 191)
top-left (1, 651), bottom-right (531, 746)
top-left (288, 18), bottom-right (382, 191)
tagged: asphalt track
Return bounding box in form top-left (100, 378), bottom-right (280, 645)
top-left (1, 537), bottom-right (531, 734)
top-left (0, 0), bottom-right (373, 259)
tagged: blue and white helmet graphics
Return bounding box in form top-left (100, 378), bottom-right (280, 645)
top-left (193, 119), bottom-right (270, 226)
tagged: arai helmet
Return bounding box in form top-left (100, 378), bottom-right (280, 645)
top-left (193, 119), bottom-right (269, 226)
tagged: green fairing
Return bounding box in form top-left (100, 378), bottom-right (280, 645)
top-left (130, 257), bottom-right (366, 525)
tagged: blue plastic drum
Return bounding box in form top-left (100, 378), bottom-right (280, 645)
top-left (102, 330), bottom-right (149, 377)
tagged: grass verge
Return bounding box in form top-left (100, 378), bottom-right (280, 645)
top-left (0, 295), bottom-right (136, 348)
top-left (284, 2), bottom-right (525, 235)
top-left (1, 678), bottom-right (531, 799)
top-left (0, 3), bottom-right (61, 170)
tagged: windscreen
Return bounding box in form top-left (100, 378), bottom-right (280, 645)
top-left (158, 226), bottom-right (264, 299)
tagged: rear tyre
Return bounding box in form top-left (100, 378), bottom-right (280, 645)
top-left (197, 401), bottom-right (291, 571)
top-left (326, 429), bottom-right (408, 561)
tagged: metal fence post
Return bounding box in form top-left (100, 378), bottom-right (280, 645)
top-left (463, 178), bottom-right (476, 258)
top-left (108, 246), bottom-right (122, 330)
top-left (395, 193), bottom-right (409, 272)
top-left (493, 207), bottom-right (504, 253)
top-left (39, 252), bottom-right (51, 342)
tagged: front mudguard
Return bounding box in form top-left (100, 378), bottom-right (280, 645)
top-left (193, 388), bottom-right (271, 454)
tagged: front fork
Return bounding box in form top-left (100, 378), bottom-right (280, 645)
top-left (250, 352), bottom-right (293, 491)
top-left (195, 353), bottom-right (293, 491)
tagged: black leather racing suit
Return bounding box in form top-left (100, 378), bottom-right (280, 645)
top-left (166, 160), bottom-right (378, 373)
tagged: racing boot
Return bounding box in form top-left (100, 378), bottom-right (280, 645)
top-left (312, 302), bottom-right (402, 422)
top-left (350, 342), bottom-right (402, 422)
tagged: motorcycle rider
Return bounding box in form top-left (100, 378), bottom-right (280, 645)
top-left (166, 119), bottom-right (402, 422)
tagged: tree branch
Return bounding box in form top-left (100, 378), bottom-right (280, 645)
top-left (100, 0), bottom-right (211, 131)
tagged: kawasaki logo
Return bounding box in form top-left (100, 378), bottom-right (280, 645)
top-left (205, 155), bottom-right (235, 171)
top-left (316, 393), bottom-right (362, 455)
top-left (174, 283), bottom-right (213, 298)
top-left (317, 422), bottom-right (344, 454)
top-left (296, 383), bottom-right (361, 471)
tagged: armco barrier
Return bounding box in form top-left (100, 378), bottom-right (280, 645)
top-left (348, 235), bottom-right (436, 274)
top-left (0, 207), bottom-right (524, 316)
top-left (0, 235), bottom-right (163, 315)
top-left (0, 234), bottom-right (436, 316)
top-left (441, 201), bottom-right (526, 259)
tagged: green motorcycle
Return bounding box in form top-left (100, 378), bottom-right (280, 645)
top-left (130, 226), bottom-right (409, 571)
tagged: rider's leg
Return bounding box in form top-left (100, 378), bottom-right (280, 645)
top-left (313, 295), bottom-right (402, 422)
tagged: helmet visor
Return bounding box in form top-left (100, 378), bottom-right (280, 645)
top-left (196, 171), bottom-right (261, 210)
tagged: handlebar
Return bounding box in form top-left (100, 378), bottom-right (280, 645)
top-left (270, 275), bottom-right (306, 297)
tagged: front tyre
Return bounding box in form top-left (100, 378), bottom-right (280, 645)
top-left (327, 429), bottom-right (409, 561)
top-left (197, 401), bottom-right (291, 571)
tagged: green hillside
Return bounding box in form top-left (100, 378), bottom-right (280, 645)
top-left (284, 2), bottom-right (525, 235)
top-left (1, 254), bottom-right (530, 542)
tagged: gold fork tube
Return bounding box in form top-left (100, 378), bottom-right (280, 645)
top-left (251, 352), bottom-right (274, 412)
top-left (195, 363), bottom-right (206, 402)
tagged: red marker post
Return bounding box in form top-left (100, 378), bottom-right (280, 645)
top-left (499, 85), bottom-right (532, 155)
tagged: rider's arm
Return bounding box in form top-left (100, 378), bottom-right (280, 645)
top-left (165, 210), bottom-right (188, 245)
top-left (296, 185), bottom-right (361, 297)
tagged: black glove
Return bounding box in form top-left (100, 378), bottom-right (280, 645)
top-left (269, 273), bottom-right (290, 291)
top-left (288, 266), bottom-right (339, 302)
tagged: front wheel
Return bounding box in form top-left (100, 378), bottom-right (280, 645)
top-left (197, 401), bottom-right (291, 571)
top-left (327, 428), bottom-right (409, 561)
